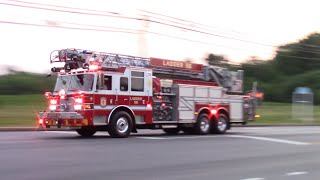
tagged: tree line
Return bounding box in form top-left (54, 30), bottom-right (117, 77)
top-left (206, 33), bottom-right (320, 104)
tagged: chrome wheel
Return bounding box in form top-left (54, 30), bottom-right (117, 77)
top-left (116, 117), bottom-right (129, 133)
top-left (195, 114), bottom-right (210, 135)
top-left (211, 114), bottom-right (229, 134)
top-left (200, 118), bottom-right (210, 133)
top-left (218, 118), bottom-right (227, 132)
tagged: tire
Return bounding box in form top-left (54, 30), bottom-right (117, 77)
top-left (76, 127), bottom-right (96, 137)
top-left (163, 128), bottom-right (180, 134)
top-left (212, 114), bottom-right (229, 134)
top-left (194, 114), bottom-right (210, 135)
top-left (108, 111), bottom-right (133, 138)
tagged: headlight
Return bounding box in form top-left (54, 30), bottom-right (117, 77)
top-left (49, 105), bottom-right (57, 111)
top-left (74, 104), bottom-right (82, 110)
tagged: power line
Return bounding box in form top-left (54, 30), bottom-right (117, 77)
top-left (0, 1), bottom-right (136, 20)
top-left (274, 53), bottom-right (320, 61)
top-left (140, 10), bottom-right (320, 53)
top-left (0, 19), bottom-right (258, 53)
top-left (0, 20), bottom-right (138, 34)
top-left (3, 20), bottom-right (320, 62)
top-left (51, 20), bottom-right (139, 32)
top-left (278, 46), bottom-right (320, 55)
top-left (2, 1), bottom-right (320, 61)
top-left (49, 20), bottom-right (274, 55)
top-left (7, 0), bottom-right (244, 36)
top-left (139, 9), bottom-right (245, 35)
top-left (6, 0), bottom-right (120, 15)
top-left (137, 13), bottom-right (236, 37)
top-left (3, 0), bottom-right (320, 54)
top-left (0, 1), bottom-right (278, 47)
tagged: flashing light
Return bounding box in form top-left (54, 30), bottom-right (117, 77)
top-left (89, 64), bottom-right (99, 71)
top-left (211, 109), bottom-right (217, 114)
top-left (59, 89), bottom-right (66, 99)
top-left (50, 99), bottom-right (57, 105)
top-left (147, 103), bottom-right (152, 108)
top-left (44, 92), bottom-right (52, 98)
top-left (161, 103), bottom-right (166, 107)
top-left (39, 119), bottom-right (43, 124)
top-left (75, 98), bottom-right (83, 104)
top-left (74, 104), bottom-right (82, 110)
top-left (157, 96), bottom-right (163, 100)
top-left (49, 105), bottom-right (57, 111)
top-left (255, 114), bottom-right (261, 118)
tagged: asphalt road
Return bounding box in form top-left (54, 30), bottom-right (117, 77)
top-left (1, 126), bottom-right (320, 180)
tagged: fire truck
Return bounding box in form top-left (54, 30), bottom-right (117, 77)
top-left (37, 48), bottom-right (256, 138)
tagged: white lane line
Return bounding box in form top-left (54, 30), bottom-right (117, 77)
top-left (286, 171), bottom-right (308, 176)
top-left (137, 137), bottom-right (168, 140)
top-left (228, 135), bottom-right (310, 145)
top-left (137, 135), bottom-right (222, 140)
top-left (242, 178), bottom-right (265, 180)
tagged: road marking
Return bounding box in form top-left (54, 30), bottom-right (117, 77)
top-left (228, 135), bottom-right (310, 145)
top-left (242, 178), bottom-right (265, 180)
top-left (286, 171), bottom-right (308, 176)
top-left (137, 137), bottom-right (168, 140)
top-left (137, 135), bottom-right (223, 140)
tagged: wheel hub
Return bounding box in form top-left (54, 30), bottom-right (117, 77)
top-left (117, 117), bottom-right (129, 133)
top-left (200, 119), bottom-right (209, 132)
top-left (218, 118), bottom-right (227, 131)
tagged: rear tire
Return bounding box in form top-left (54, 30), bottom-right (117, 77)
top-left (194, 114), bottom-right (210, 135)
top-left (163, 128), bottom-right (180, 134)
top-left (76, 127), bottom-right (96, 137)
top-left (212, 114), bottom-right (228, 134)
top-left (108, 111), bottom-right (133, 138)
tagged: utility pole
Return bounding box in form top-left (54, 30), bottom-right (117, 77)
top-left (137, 14), bottom-right (149, 57)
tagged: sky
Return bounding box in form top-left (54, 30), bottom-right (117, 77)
top-left (0, 0), bottom-right (320, 74)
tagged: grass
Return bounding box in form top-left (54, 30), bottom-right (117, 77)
top-left (251, 102), bottom-right (320, 125)
top-left (1, 95), bottom-right (320, 126)
top-left (0, 94), bottom-right (47, 127)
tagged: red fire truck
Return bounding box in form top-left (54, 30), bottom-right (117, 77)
top-left (37, 48), bottom-right (256, 138)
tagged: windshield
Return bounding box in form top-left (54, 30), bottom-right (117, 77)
top-left (54, 74), bottom-right (95, 92)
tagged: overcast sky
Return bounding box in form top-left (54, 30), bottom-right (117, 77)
top-left (0, 0), bottom-right (319, 74)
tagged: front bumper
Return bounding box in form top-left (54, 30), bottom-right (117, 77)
top-left (38, 112), bottom-right (89, 127)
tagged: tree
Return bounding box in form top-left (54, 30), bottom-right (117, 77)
top-left (275, 33), bottom-right (320, 75)
top-left (205, 53), bottom-right (229, 66)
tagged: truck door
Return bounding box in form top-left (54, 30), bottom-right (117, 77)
top-left (93, 74), bottom-right (117, 125)
top-left (129, 70), bottom-right (153, 124)
top-left (117, 76), bottom-right (130, 106)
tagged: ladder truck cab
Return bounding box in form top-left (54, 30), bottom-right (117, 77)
top-left (37, 48), bottom-right (256, 138)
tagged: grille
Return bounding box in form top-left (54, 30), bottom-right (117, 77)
top-left (59, 98), bottom-right (75, 112)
